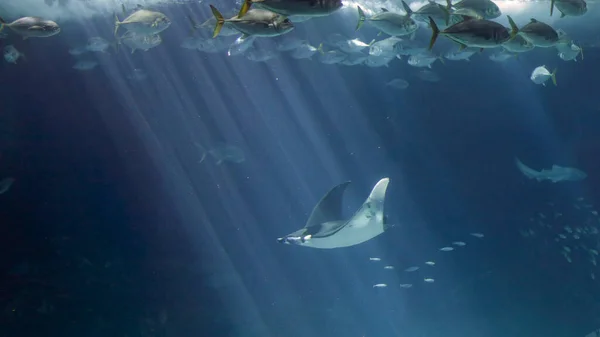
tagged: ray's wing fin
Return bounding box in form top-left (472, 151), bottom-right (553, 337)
top-left (305, 181), bottom-right (351, 228)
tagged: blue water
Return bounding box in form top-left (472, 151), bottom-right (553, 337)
top-left (1, 2), bottom-right (600, 337)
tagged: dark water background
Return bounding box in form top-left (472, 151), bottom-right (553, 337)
top-left (1, 3), bottom-right (600, 337)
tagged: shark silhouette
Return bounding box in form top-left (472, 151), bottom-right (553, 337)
top-left (515, 158), bottom-right (587, 183)
top-left (277, 178), bottom-right (390, 249)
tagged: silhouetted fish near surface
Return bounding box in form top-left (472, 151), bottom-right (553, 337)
top-left (428, 15), bottom-right (515, 50)
top-left (238, 0), bottom-right (343, 17)
top-left (507, 17), bottom-right (559, 48)
top-left (550, 0), bottom-right (587, 17)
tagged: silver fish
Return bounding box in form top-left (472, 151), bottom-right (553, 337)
top-left (209, 5), bottom-right (294, 38)
top-left (0, 16), bottom-right (60, 39)
top-left (356, 4), bottom-right (418, 37)
top-left (114, 9), bottom-right (171, 36)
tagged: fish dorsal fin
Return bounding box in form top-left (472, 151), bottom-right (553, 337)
top-left (380, 8), bottom-right (389, 12)
top-left (530, 18), bottom-right (538, 23)
top-left (305, 181), bottom-right (351, 228)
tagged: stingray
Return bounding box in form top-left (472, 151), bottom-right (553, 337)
top-left (277, 178), bottom-right (390, 249)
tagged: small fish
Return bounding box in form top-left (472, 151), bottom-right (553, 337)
top-left (425, 261), bottom-right (435, 266)
top-left (408, 53), bottom-right (442, 68)
top-left (417, 69), bottom-right (440, 82)
top-left (470, 233), bottom-right (484, 238)
top-left (373, 283), bottom-right (387, 288)
top-left (399, 283), bottom-right (413, 288)
top-left (86, 37), bottom-right (111, 53)
top-left (558, 234), bottom-right (567, 239)
top-left (73, 60), bottom-right (98, 71)
top-left (119, 32), bottom-right (162, 54)
top-left (384, 265), bottom-right (394, 269)
top-left (404, 266), bottom-right (419, 272)
top-left (290, 42), bottom-right (318, 59)
top-left (3, 45), bottom-right (24, 64)
top-left (69, 46), bottom-right (88, 56)
top-left (530, 65), bottom-right (557, 86)
top-left (386, 78), bottom-right (409, 90)
top-left (370, 257), bottom-right (381, 261)
top-left (452, 241), bottom-right (466, 246)
top-left (424, 278), bottom-right (435, 283)
top-left (439, 247), bottom-right (454, 251)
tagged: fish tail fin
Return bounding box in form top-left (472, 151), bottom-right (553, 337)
top-left (198, 152), bottom-right (207, 164)
top-left (114, 13), bottom-right (121, 36)
top-left (0, 16), bottom-right (5, 32)
top-left (356, 6), bottom-right (366, 31)
top-left (428, 16), bottom-right (440, 51)
top-left (194, 142), bottom-right (207, 164)
top-left (401, 0), bottom-right (413, 16)
top-left (238, 0), bottom-right (253, 17)
top-left (317, 43), bottom-right (324, 54)
top-left (515, 157), bottom-right (539, 180)
top-left (550, 0), bottom-right (555, 15)
top-left (187, 15), bottom-right (198, 35)
top-left (580, 46), bottom-right (584, 60)
top-left (507, 15), bottom-right (519, 40)
top-left (551, 68), bottom-right (557, 86)
top-left (209, 5), bottom-right (225, 38)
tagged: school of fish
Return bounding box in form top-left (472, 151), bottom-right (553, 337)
top-left (1, 0), bottom-right (589, 88)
